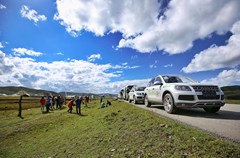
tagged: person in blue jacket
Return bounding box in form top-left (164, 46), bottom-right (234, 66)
top-left (75, 96), bottom-right (82, 115)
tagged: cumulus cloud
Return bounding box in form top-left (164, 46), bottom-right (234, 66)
top-left (87, 53), bottom-right (101, 62)
top-left (0, 50), bottom-right (142, 93)
top-left (201, 69), bottom-right (240, 87)
top-left (20, 5), bottom-right (47, 24)
top-left (54, 0), bottom-right (240, 54)
top-left (182, 20), bottom-right (240, 73)
top-left (54, 0), bottom-right (158, 37)
top-left (12, 48), bottom-right (43, 57)
top-left (0, 4), bottom-right (6, 9)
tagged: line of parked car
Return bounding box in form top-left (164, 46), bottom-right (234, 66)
top-left (118, 74), bottom-right (225, 114)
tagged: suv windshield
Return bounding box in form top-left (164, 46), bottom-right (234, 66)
top-left (126, 85), bottom-right (135, 93)
top-left (136, 87), bottom-right (146, 91)
top-left (162, 75), bottom-right (196, 83)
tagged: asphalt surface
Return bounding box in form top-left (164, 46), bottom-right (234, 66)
top-left (130, 102), bottom-right (240, 144)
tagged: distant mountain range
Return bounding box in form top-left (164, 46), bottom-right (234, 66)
top-left (0, 86), bottom-right (117, 98)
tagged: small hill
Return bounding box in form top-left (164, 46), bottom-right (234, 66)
top-left (0, 86), bottom-right (57, 96)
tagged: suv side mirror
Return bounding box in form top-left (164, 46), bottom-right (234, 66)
top-left (154, 81), bottom-right (163, 86)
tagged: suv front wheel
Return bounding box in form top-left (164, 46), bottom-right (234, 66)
top-left (163, 93), bottom-right (177, 114)
top-left (144, 95), bottom-right (151, 107)
top-left (133, 96), bottom-right (137, 104)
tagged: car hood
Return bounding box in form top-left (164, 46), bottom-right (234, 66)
top-left (135, 91), bottom-right (145, 93)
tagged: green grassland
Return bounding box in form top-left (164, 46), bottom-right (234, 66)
top-left (0, 99), bottom-right (240, 158)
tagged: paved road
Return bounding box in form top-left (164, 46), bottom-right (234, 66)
top-left (131, 102), bottom-right (240, 143)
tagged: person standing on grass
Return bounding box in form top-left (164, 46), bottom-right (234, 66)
top-left (100, 96), bottom-right (103, 104)
top-left (46, 96), bottom-right (52, 113)
top-left (60, 96), bottom-right (63, 109)
top-left (40, 96), bottom-right (46, 113)
top-left (18, 95), bottom-right (23, 118)
top-left (84, 96), bottom-right (89, 107)
top-left (56, 95), bottom-right (61, 109)
top-left (67, 98), bottom-right (75, 113)
top-left (75, 96), bottom-right (82, 115)
top-left (51, 96), bottom-right (56, 109)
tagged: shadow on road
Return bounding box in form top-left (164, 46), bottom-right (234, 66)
top-left (149, 105), bottom-right (240, 120)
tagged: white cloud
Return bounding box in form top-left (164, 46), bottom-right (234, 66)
top-left (54, 0), bottom-right (240, 54)
top-left (20, 5), bottom-right (47, 24)
top-left (87, 53), bottom-right (101, 62)
top-left (122, 62), bottom-right (128, 66)
top-left (56, 52), bottom-right (64, 55)
top-left (149, 64), bottom-right (157, 69)
top-left (0, 4), bottom-right (6, 9)
top-left (164, 64), bottom-right (173, 68)
top-left (0, 42), bottom-right (3, 49)
top-left (12, 48), bottom-right (43, 57)
top-left (0, 50), bottom-right (142, 94)
top-left (182, 20), bottom-right (240, 73)
top-left (112, 63), bottom-right (140, 69)
top-left (54, 0), bottom-right (158, 37)
top-left (201, 69), bottom-right (240, 87)
top-left (149, 60), bottom-right (158, 68)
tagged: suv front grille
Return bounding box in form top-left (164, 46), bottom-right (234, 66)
top-left (191, 86), bottom-right (220, 100)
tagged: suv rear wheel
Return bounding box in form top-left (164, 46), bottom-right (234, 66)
top-left (163, 93), bottom-right (177, 114)
top-left (144, 95), bottom-right (151, 107)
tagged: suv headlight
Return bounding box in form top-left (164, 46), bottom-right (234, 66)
top-left (174, 85), bottom-right (191, 91)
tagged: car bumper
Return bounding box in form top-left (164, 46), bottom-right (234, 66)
top-left (135, 96), bottom-right (145, 101)
top-left (172, 91), bottom-right (225, 108)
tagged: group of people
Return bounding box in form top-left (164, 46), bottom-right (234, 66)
top-left (100, 96), bottom-right (112, 108)
top-left (40, 95), bottom-right (65, 113)
top-left (67, 95), bottom-right (92, 115)
top-left (40, 95), bottom-right (112, 115)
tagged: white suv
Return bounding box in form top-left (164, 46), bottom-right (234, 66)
top-left (144, 75), bottom-right (225, 114)
top-left (128, 86), bottom-right (146, 104)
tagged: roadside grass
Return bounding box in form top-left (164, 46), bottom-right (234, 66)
top-left (0, 99), bottom-right (240, 158)
top-left (225, 99), bottom-right (240, 105)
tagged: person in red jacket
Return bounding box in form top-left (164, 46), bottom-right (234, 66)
top-left (40, 96), bottom-right (46, 113)
top-left (67, 98), bottom-right (75, 113)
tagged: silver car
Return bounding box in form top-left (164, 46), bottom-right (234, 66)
top-left (128, 86), bottom-right (146, 104)
top-left (144, 75), bottom-right (225, 114)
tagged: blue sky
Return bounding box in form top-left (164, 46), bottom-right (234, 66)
top-left (0, 0), bottom-right (240, 94)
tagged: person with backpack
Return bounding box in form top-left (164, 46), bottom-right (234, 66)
top-left (67, 98), bottom-right (75, 113)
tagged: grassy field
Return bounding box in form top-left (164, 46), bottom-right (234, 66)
top-left (0, 98), bottom-right (240, 158)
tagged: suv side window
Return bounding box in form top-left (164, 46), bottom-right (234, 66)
top-left (148, 78), bottom-right (155, 87)
top-left (154, 77), bottom-right (162, 84)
